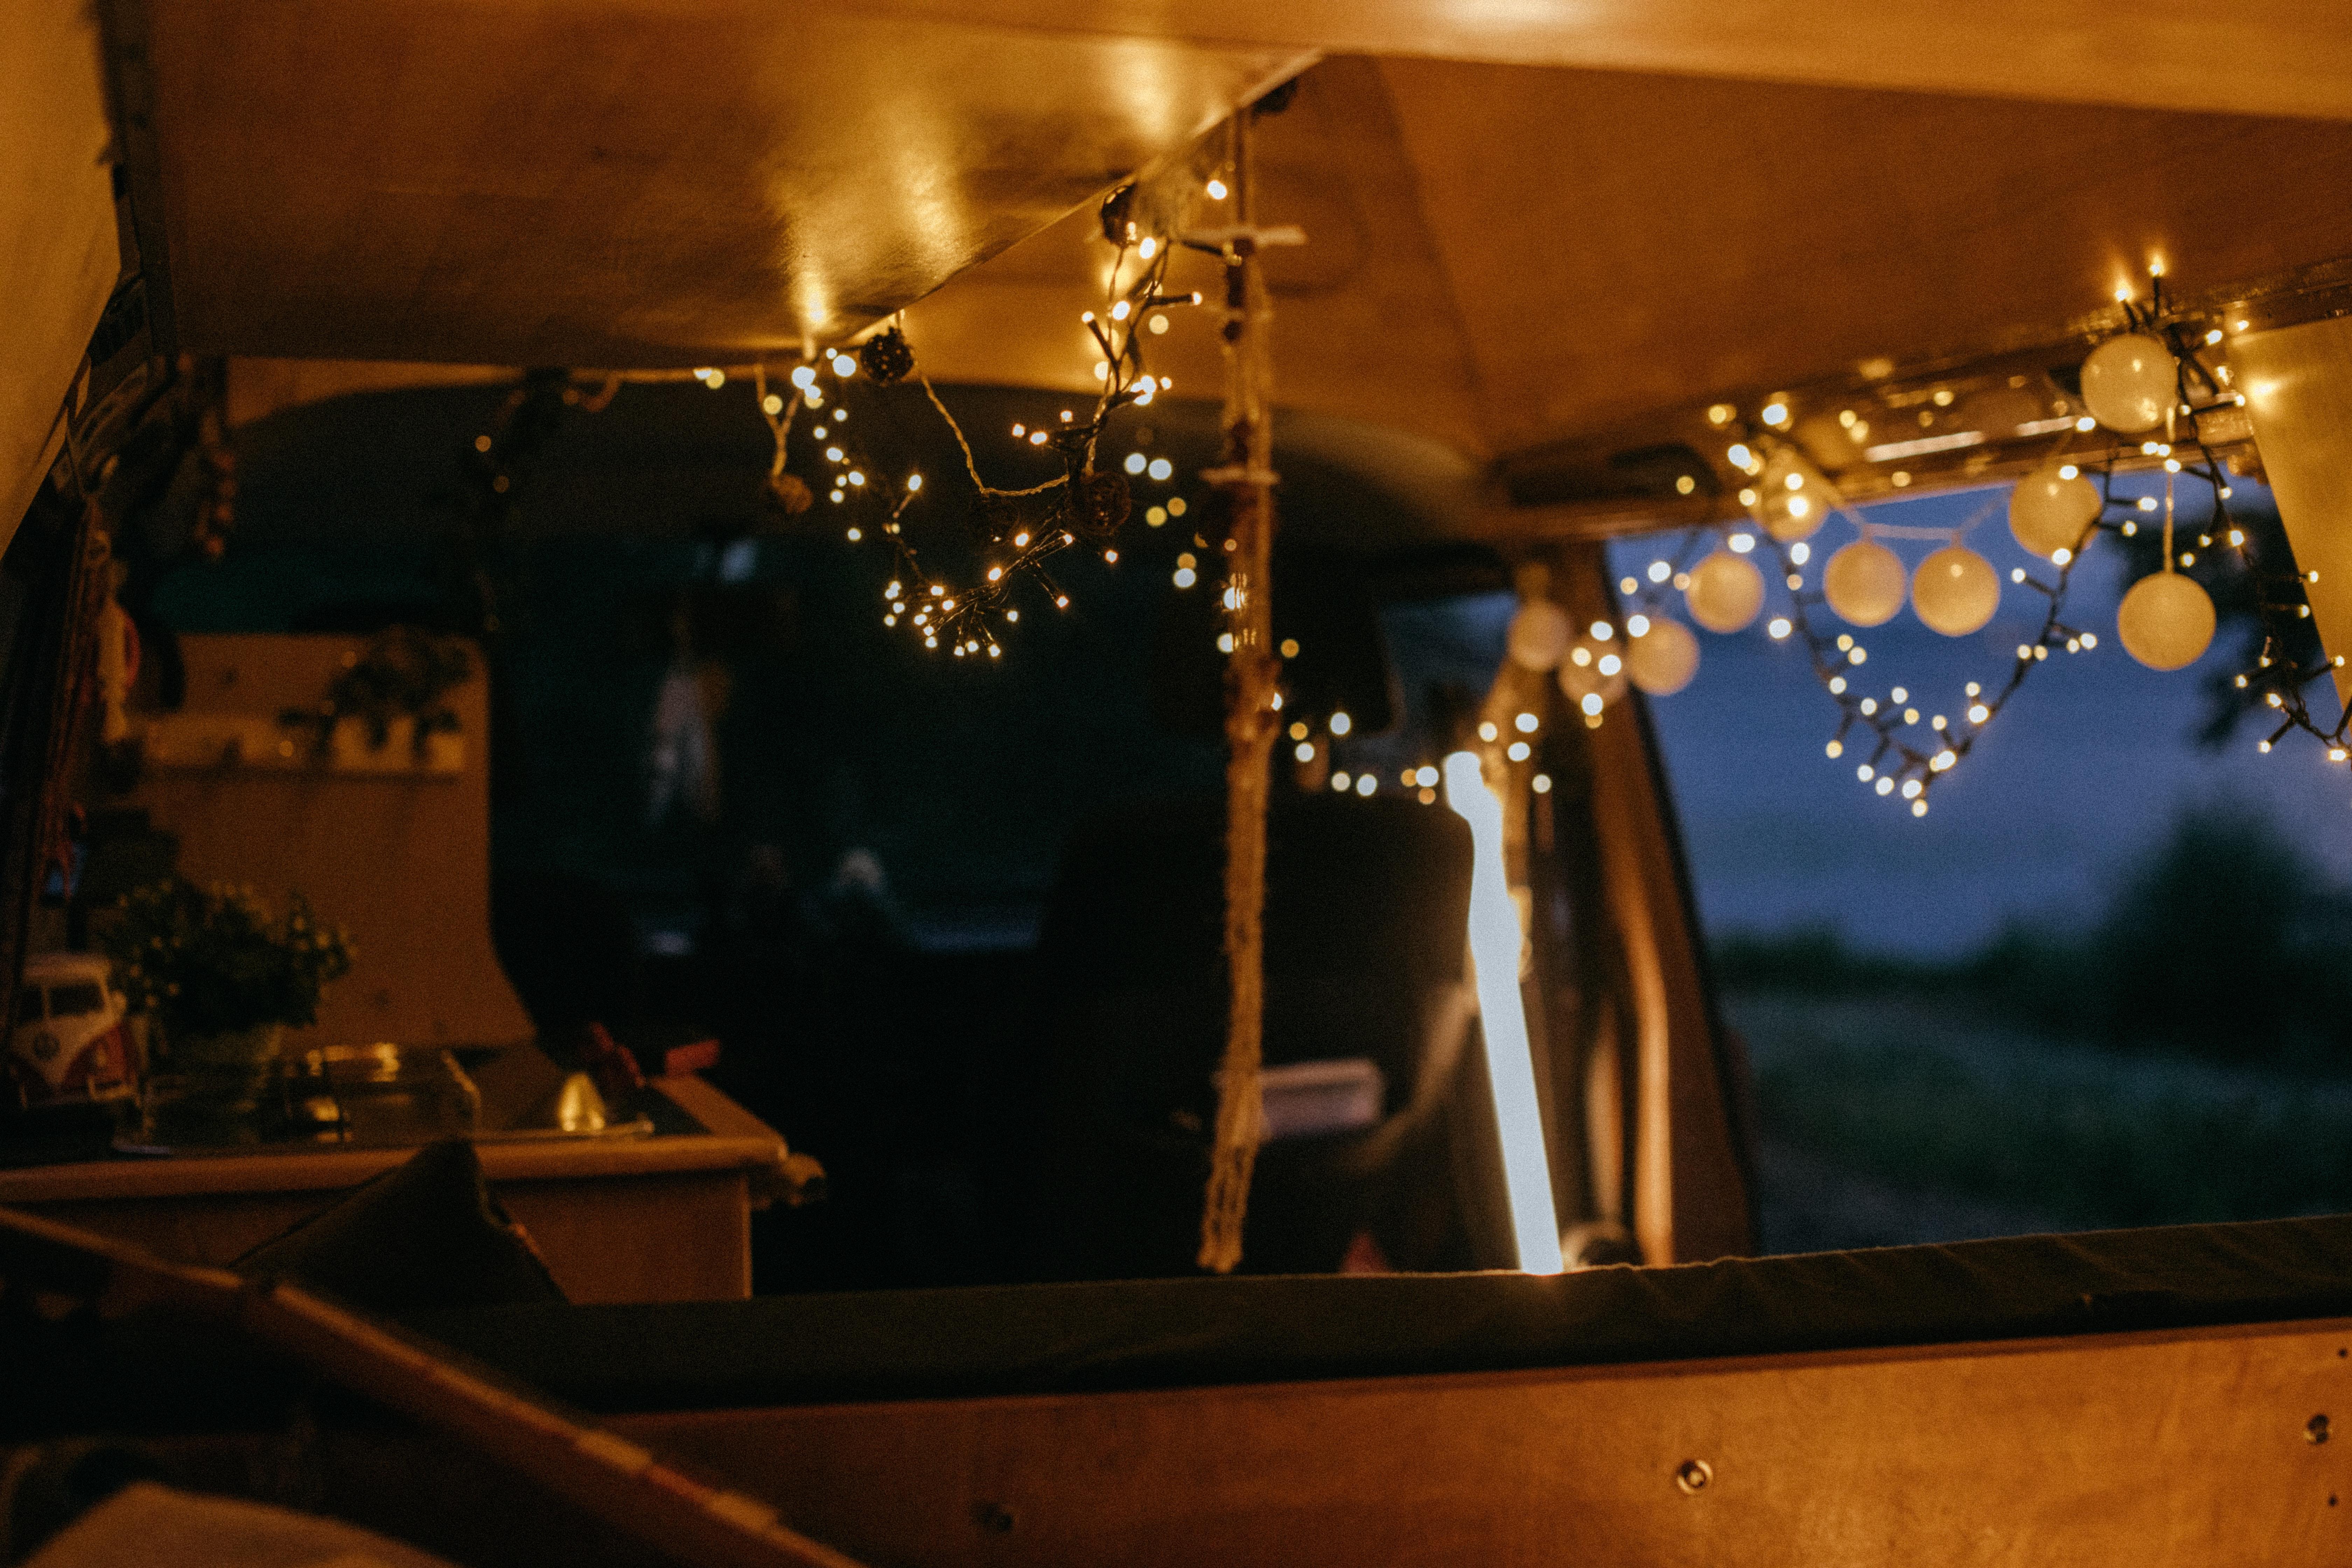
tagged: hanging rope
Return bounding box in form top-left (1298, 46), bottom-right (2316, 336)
top-left (1199, 109), bottom-right (1282, 1274)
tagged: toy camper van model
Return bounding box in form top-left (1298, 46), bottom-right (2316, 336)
top-left (5, 952), bottom-right (133, 1110)
top-left (7, 3), bottom-right (2352, 1566)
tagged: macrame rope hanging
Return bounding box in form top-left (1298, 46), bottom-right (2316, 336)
top-left (1199, 108), bottom-right (1282, 1274)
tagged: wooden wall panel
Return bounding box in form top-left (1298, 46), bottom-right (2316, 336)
top-left (622, 1318), bottom-right (2352, 1566)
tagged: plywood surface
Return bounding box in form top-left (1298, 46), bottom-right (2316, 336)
top-left (128, 634), bottom-right (531, 1051)
top-left (0, 1075), bottom-right (789, 1203)
top-left (143, 0), bottom-right (1307, 366)
top-left (624, 1316), bottom-right (2352, 1565)
top-left (842, 1), bottom-right (2352, 121)
top-left (0, 0), bottom-right (118, 540)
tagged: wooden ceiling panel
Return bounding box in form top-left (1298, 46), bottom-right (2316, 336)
top-left (1376, 59), bottom-right (2352, 454)
top-left (847, 0), bottom-right (2352, 120)
top-left (145, 0), bottom-right (1307, 365)
top-left (902, 57), bottom-right (1493, 458)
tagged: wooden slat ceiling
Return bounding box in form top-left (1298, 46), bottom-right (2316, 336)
top-left (905, 56), bottom-right (2352, 464)
top-left (145, 0), bottom-right (1310, 365)
top-left (857, 1), bottom-right (2352, 120)
top-left (146, 2), bottom-right (2352, 519)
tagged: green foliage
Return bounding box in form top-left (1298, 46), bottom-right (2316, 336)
top-left (1710, 927), bottom-right (1956, 996)
top-left (1739, 996), bottom-right (2352, 1229)
top-left (97, 878), bottom-right (354, 1037)
top-left (1720, 805), bottom-right (2352, 1068)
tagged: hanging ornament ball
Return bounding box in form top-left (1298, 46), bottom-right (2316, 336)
top-left (2116, 571), bottom-right (2216, 671)
top-left (1911, 545), bottom-right (2001, 637)
top-left (1756, 450), bottom-right (1828, 542)
top-left (1506, 599), bottom-right (1573, 670)
top-left (1684, 550), bottom-right (1765, 634)
top-left (765, 470), bottom-right (814, 516)
top-left (2080, 334), bottom-right (2177, 434)
top-left (857, 326), bottom-right (916, 386)
top-left (1067, 471), bottom-right (1131, 538)
top-left (1557, 640), bottom-right (1630, 710)
top-left (1624, 616), bottom-right (1701, 695)
top-left (1822, 538), bottom-right (1907, 627)
top-left (2009, 467), bottom-right (2102, 559)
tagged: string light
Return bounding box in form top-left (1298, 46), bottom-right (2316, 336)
top-left (1629, 265), bottom-right (2325, 813)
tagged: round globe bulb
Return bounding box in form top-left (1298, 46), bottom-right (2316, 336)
top-left (1505, 600), bottom-right (1572, 671)
top-left (1684, 550), bottom-right (1765, 634)
top-left (1557, 642), bottom-right (1630, 709)
top-left (2116, 571), bottom-right (2215, 671)
top-left (2080, 334), bottom-right (2177, 434)
top-left (1624, 616), bottom-right (1700, 695)
top-left (1754, 449), bottom-right (1827, 542)
top-left (2009, 468), bottom-right (2103, 559)
top-left (1911, 545), bottom-right (2001, 636)
top-left (1822, 538), bottom-right (1906, 627)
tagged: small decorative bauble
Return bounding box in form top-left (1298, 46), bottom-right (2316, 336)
top-left (2009, 468), bottom-right (2101, 559)
top-left (1822, 538), bottom-right (1906, 627)
top-left (1624, 617), bottom-right (1700, 695)
top-left (1098, 183), bottom-right (1137, 245)
top-left (1912, 545), bottom-right (2001, 636)
top-left (1754, 449), bottom-right (1828, 542)
top-left (857, 326), bottom-right (916, 386)
top-left (766, 470), bottom-right (814, 515)
top-left (1506, 600), bottom-right (1573, 670)
top-left (2080, 334), bottom-right (2176, 434)
top-left (1066, 471), bottom-right (1131, 538)
top-left (2116, 571), bottom-right (2216, 671)
top-left (1557, 640), bottom-right (1629, 710)
top-left (1684, 550), bottom-right (1765, 634)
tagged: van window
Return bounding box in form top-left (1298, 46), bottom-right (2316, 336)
top-left (16, 989), bottom-right (42, 1024)
top-left (1617, 477), bottom-right (2352, 1252)
top-left (47, 983), bottom-right (105, 1018)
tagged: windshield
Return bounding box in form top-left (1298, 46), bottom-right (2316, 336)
top-left (1618, 474), bottom-right (2352, 1250)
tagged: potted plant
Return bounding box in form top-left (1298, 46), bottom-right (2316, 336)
top-left (97, 879), bottom-right (354, 1141)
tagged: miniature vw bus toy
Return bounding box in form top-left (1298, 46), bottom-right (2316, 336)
top-left (6, 951), bottom-right (135, 1108)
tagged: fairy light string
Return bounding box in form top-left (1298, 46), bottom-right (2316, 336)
top-left (1617, 268), bottom-right (2328, 816)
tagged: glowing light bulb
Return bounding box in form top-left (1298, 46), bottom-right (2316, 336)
top-left (1684, 551), bottom-right (1766, 633)
top-left (1912, 546), bottom-right (2000, 637)
top-left (1111, 301), bottom-right (1131, 321)
top-left (790, 366), bottom-right (816, 389)
top-left (1206, 177), bottom-right (1228, 199)
top-left (1823, 539), bottom-right (1906, 628)
top-left (2116, 572), bottom-right (2216, 671)
top-left (2081, 334), bottom-right (2176, 433)
top-left (1617, 618), bottom-right (1694, 695)
top-left (1148, 458), bottom-right (1173, 481)
top-left (1506, 601), bottom-right (1572, 671)
top-left (1331, 711), bottom-right (1353, 736)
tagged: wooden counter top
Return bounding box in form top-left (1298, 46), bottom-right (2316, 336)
top-left (0, 1075), bottom-right (789, 1204)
